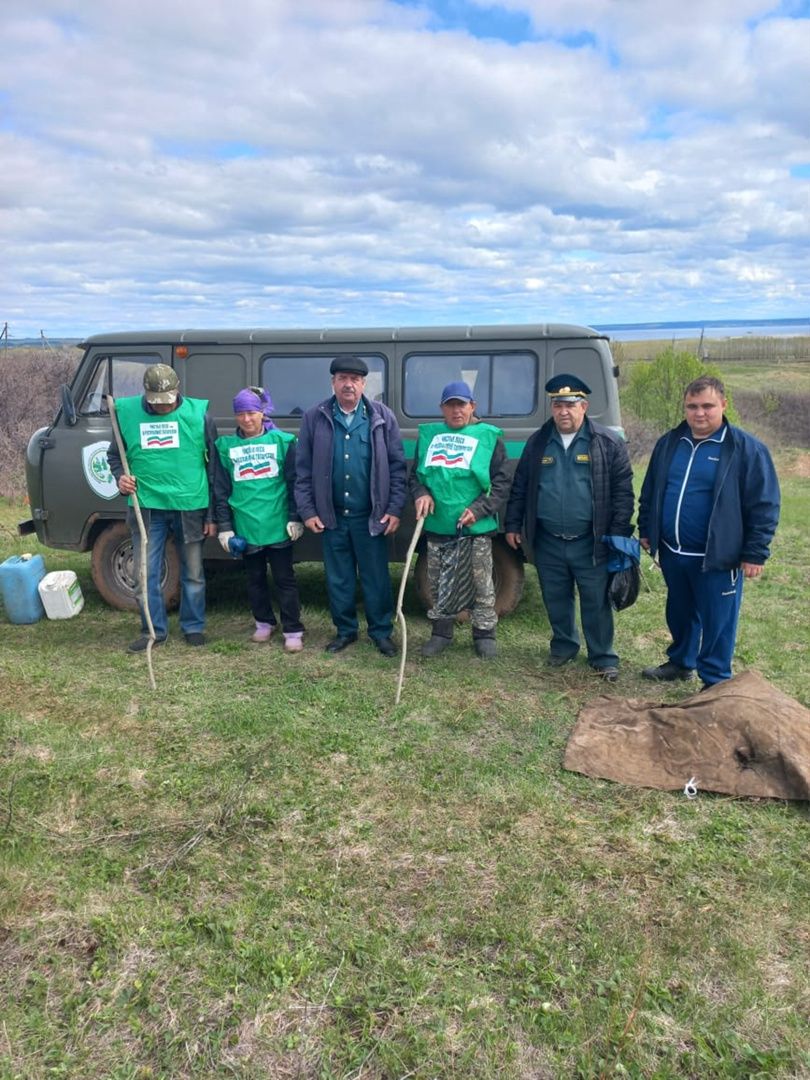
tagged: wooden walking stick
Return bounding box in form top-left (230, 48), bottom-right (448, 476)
top-left (106, 395), bottom-right (157, 690)
top-left (394, 516), bottom-right (425, 706)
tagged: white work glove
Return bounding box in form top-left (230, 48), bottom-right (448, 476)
top-left (286, 521), bottom-right (304, 542)
top-left (218, 530), bottom-right (235, 553)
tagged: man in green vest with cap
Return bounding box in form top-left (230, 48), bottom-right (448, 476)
top-left (411, 381), bottom-right (510, 658)
top-left (108, 363), bottom-right (218, 651)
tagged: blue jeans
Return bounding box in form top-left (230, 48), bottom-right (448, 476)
top-left (130, 509), bottom-right (206, 639)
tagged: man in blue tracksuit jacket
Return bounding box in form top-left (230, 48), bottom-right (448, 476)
top-left (637, 375), bottom-right (780, 687)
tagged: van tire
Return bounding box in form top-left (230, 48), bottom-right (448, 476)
top-left (91, 521), bottom-right (181, 612)
top-left (413, 538), bottom-right (524, 618)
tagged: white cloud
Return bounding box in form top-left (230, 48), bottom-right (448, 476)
top-left (1, 0), bottom-right (809, 335)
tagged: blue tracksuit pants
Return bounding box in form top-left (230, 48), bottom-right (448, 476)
top-left (659, 546), bottom-right (744, 685)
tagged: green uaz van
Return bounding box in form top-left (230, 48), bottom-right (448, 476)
top-left (20, 323), bottom-right (623, 615)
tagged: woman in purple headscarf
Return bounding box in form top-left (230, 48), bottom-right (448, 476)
top-left (213, 387), bottom-right (305, 651)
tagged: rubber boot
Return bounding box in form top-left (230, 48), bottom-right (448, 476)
top-left (421, 619), bottom-right (454, 657)
top-left (472, 627), bottom-right (497, 659)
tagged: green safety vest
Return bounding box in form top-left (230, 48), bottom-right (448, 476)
top-left (116, 396), bottom-right (210, 511)
top-left (216, 429), bottom-right (296, 546)
top-left (414, 421), bottom-right (502, 535)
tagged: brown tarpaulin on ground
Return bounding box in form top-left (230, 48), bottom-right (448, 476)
top-left (563, 670), bottom-right (810, 800)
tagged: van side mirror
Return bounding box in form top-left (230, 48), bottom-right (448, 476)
top-left (60, 383), bottom-right (78, 427)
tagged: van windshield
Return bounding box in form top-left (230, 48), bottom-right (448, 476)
top-left (78, 354), bottom-right (162, 415)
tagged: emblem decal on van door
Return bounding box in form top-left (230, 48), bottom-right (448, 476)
top-left (81, 441), bottom-right (119, 500)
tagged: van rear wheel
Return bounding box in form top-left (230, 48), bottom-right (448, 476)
top-left (413, 537), bottom-right (524, 618)
top-left (91, 521), bottom-right (181, 612)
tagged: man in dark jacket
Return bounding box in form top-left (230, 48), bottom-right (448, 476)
top-left (294, 355), bottom-right (407, 656)
top-left (638, 375), bottom-right (780, 687)
top-left (505, 374), bottom-right (634, 682)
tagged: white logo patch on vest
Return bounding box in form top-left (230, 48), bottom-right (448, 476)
top-left (140, 421), bottom-right (180, 450)
top-left (425, 432), bottom-right (477, 469)
top-left (230, 443), bottom-right (279, 481)
top-left (81, 440), bottom-right (118, 500)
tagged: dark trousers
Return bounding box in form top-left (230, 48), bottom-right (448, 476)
top-left (243, 545), bottom-right (304, 633)
top-left (322, 515), bottom-right (393, 641)
top-left (533, 532), bottom-right (617, 669)
top-left (659, 546), bottom-right (743, 684)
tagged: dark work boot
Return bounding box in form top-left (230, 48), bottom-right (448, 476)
top-left (472, 627), bottom-right (497, 659)
top-left (421, 619), bottom-right (454, 657)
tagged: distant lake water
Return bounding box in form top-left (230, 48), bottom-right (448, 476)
top-left (596, 319), bottom-right (810, 341)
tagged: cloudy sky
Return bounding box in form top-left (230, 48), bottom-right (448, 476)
top-left (2, 0), bottom-right (809, 337)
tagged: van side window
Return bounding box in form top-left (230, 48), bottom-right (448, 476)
top-left (260, 354), bottom-right (387, 416)
top-left (549, 347), bottom-right (608, 418)
top-left (403, 351), bottom-right (537, 416)
top-left (78, 355), bottom-right (161, 415)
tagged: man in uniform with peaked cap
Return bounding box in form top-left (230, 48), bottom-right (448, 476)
top-left (294, 354), bottom-right (407, 656)
top-left (505, 373), bottom-right (634, 681)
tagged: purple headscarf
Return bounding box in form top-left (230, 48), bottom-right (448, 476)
top-left (232, 386), bottom-right (276, 431)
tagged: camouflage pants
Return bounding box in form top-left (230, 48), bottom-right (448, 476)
top-left (426, 535), bottom-right (497, 631)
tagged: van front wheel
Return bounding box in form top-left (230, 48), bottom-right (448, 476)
top-left (413, 537), bottom-right (524, 617)
top-left (91, 521), bottom-right (181, 612)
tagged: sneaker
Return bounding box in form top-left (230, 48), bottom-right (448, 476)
top-left (283, 632), bottom-right (304, 653)
top-left (251, 621), bottom-right (275, 643)
top-left (184, 632), bottom-right (206, 647)
top-left (594, 666), bottom-right (619, 683)
top-left (127, 635), bottom-right (167, 653)
top-left (641, 661), bottom-right (695, 682)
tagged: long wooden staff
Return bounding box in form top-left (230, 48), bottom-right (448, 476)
top-left (106, 395), bottom-right (157, 690)
top-left (394, 516), bottom-right (425, 706)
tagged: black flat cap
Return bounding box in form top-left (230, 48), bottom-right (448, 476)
top-left (330, 354), bottom-right (368, 376)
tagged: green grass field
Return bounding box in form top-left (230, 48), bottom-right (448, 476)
top-left (1, 456), bottom-right (808, 1078)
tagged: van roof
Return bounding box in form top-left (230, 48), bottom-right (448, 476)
top-left (79, 323), bottom-right (608, 348)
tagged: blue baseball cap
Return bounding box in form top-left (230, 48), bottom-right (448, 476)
top-left (440, 380), bottom-right (475, 404)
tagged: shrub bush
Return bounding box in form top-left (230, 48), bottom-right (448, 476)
top-left (622, 346), bottom-right (739, 429)
top-left (0, 347), bottom-right (80, 498)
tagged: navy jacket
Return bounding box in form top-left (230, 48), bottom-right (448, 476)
top-left (294, 396), bottom-right (407, 536)
top-left (638, 421), bottom-right (780, 570)
top-left (504, 417), bottom-right (634, 561)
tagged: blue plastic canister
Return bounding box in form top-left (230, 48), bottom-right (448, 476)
top-left (0, 554), bottom-right (47, 624)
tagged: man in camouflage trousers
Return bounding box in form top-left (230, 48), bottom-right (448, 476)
top-left (411, 381), bottom-right (510, 658)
